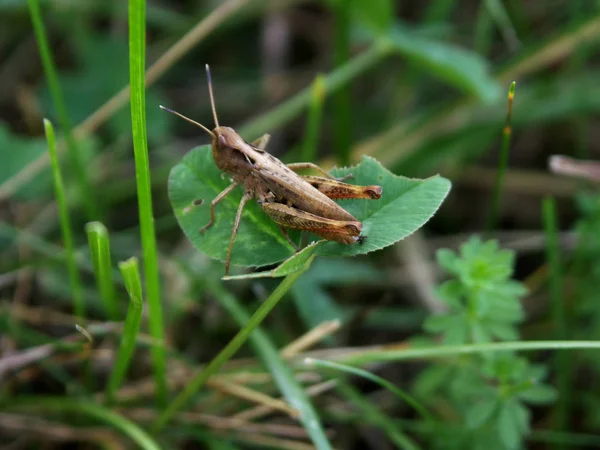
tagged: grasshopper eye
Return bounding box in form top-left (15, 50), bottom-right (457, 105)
top-left (218, 134), bottom-right (227, 148)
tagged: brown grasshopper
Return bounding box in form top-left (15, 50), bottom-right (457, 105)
top-left (161, 65), bottom-right (382, 275)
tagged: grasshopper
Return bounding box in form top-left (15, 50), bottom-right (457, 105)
top-left (161, 65), bottom-right (382, 275)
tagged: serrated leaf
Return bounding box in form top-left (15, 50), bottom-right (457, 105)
top-left (318, 156), bottom-right (451, 257)
top-left (169, 149), bottom-right (451, 270)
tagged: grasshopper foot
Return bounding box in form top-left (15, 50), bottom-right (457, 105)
top-left (357, 235), bottom-right (367, 245)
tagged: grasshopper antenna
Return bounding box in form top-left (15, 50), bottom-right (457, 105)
top-left (205, 64), bottom-right (220, 128)
top-left (159, 105), bottom-right (214, 137)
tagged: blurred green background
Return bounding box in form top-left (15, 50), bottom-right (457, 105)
top-left (2, 0), bottom-right (600, 449)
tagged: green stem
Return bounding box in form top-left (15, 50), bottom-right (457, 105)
top-left (153, 268), bottom-right (306, 432)
top-left (128, 0), bottom-right (166, 405)
top-left (543, 196), bottom-right (570, 436)
top-left (486, 81), bottom-right (516, 232)
top-left (44, 119), bottom-right (84, 320)
top-left (340, 340), bottom-right (600, 366)
top-left (27, 0), bottom-right (99, 220)
top-left (301, 75), bottom-right (326, 162)
top-left (332, 1), bottom-right (352, 165)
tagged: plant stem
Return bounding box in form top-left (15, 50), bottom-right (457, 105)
top-left (44, 119), bottom-right (85, 320)
top-left (543, 196), bottom-right (570, 437)
top-left (486, 81), bottom-right (516, 232)
top-left (105, 258), bottom-right (144, 405)
top-left (332, 1), bottom-right (352, 166)
top-left (301, 75), bottom-right (326, 162)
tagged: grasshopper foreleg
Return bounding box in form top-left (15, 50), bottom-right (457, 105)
top-left (201, 181), bottom-right (238, 233)
top-left (225, 192), bottom-right (252, 276)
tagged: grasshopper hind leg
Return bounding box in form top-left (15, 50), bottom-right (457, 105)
top-left (261, 202), bottom-right (363, 246)
top-left (286, 162), bottom-right (353, 182)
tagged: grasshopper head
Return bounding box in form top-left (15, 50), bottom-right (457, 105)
top-left (212, 126), bottom-right (247, 151)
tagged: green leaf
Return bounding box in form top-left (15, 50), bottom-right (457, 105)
top-left (318, 156), bottom-right (451, 257)
top-left (387, 25), bottom-right (502, 103)
top-left (223, 240), bottom-right (323, 280)
top-left (497, 400), bottom-right (529, 449)
top-left (169, 149), bottom-right (451, 269)
top-left (466, 398), bottom-right (498, 428)
top-left (437, 248), bottom-right (459, 274)
top-left (518, 384), bottom-right (557, 405)
top-left (435, 280), bottom-right (464, 308)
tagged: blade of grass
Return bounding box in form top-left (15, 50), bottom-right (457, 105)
top-left (332, 1), bottom-right (352, 165)
top-left (240, 40), bottom-right (394, 141)
top-left (484, 0), bottom-right (520, 51)
top-left (44, 119), bottom-right (84, 320)
top-left (336, 381), bottom-right (420, 450)
top-left (9, 397), bottom-right (161, 450)
top-left (207, 274), bottom-right (333, 450)
top-left (85, 222), bottom-right (118, 320)
top-left (153, 268), bottom-right (308, 433)
top-left (305, 358), bottom-right (433, 421)
top-left (128, 0), bottom-right (166, 405)
top-left (543, 196), bottom-right (570, 438)
top-left (105, 257), bottom-right (144, 405)
top-left (300, 75), bottom-right (326, 162)
top-left (486, 81), bottom-right (516, 232)
top-left (27, 0), bottom-right (98, 220)
top-left (474, 1), bottom-right (493, 56)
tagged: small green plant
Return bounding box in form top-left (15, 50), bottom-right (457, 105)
top-left (416, 237), bottom-right (557, 450)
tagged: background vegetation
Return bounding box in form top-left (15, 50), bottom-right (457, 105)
top-left (1, 0), bottom-right (600, 449)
